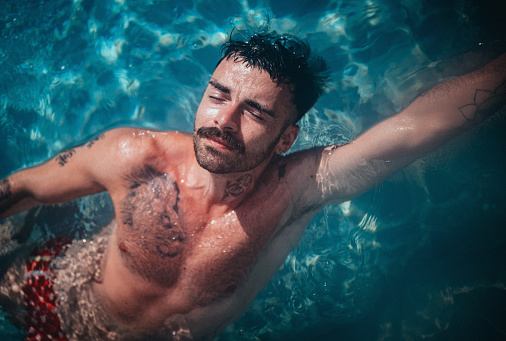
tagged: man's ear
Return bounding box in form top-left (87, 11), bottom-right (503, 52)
top-left (276, 124), bottom-right (300, 154)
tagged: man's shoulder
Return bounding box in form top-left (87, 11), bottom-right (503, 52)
top-left (261, 147), bottom-right (323, 195)
top-left (261, 145), bottom-right (350, 212)
top-left (100, 128), bottom-right (192, 169)
top-left (272, 147), bottom-right (324, 178)
top-left (106, 127), bottom-right (191, 142)
top-left (106, 127), bottom-right (191, 152)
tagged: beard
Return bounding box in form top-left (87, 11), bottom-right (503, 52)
top-left (193, 126), bottom-right (280, 174)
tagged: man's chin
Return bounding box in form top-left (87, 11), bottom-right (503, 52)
top-left (196, 158), bottom-right (234, 174)
top-left (194, 148), bottom-right (234, 174)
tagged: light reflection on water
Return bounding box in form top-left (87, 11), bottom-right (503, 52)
top-left (1, 0), bottom-right (506, 340)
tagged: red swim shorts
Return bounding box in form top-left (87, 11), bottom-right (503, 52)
top-left (22, 237), bottom-right (72, 341)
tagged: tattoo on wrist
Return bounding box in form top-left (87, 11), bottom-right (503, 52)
top-left (222, 174), bottom-right (253, 201)
top-left (459, 80), bottom-right (506, 122)
top-left (55, 148), bottom-right (76, 167)
top-left (86, 133), bottom-right (105, 148)
top-left (0, 178), bottom-right (12, 202)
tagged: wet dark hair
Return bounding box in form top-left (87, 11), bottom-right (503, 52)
top-left (218, 30), bottom-right (329, 123)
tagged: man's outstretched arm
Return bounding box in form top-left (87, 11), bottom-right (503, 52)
top-left (0, 134), bottom-right (111, 219)
top-left (312, 52), bottom-right (506, 204)
top-left (0, 127), bottom-right (154, 220)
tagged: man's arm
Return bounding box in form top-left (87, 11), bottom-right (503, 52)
top-left (0, 128), bottom-right (140, 219)
top-left (0, 135), bottom-right (109, 219)
top-left (312, 53), bottom-right (506, 205)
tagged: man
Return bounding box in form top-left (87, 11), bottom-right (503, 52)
top-left (0, 31), bottom-right (505, 340)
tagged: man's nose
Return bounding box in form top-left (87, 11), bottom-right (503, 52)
top-left (215, 103), bottom-right (240, 132)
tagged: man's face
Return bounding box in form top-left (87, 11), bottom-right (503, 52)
top-left (193, 58), bottom-right (299, 174)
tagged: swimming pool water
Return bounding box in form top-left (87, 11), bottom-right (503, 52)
top-left (1, 0), bottom-right (505, 340)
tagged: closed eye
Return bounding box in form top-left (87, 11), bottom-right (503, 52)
top-left (246, 109), bottom-right (264, 121)
top-left (209, 95), bottom-right (226, 103)
top-left (245, 99), bottom-right (275, 119)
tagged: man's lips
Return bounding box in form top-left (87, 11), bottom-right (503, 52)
top-left (197, 127), bottom-right (244, 153)
top-left (205, 135), bottom-right (234, 150)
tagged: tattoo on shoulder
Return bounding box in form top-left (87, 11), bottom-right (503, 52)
top-left (55, 148), bottom-right (76, 167)
top-left (86, 133), bottom-right (105, 149)
top-left (0, 178), bottom-right (12, 202)
top-left (459, 80), bottom-right (506, 122)
top-left (222, 174), bottom-right (253, 201)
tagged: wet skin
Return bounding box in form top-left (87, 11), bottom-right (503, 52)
top-left (91, 59), bottom-right (309, 338)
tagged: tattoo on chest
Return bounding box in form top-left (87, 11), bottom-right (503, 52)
top-left (121, 166), bottom-right (185, 259)
top-left (0, 178), bottom-right (11, 202)
top-left (54, 148), bottom-right (76, 167)
top-left (222, 174), bottom-right (253, 202)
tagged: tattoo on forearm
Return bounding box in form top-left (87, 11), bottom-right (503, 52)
top-left (459, 80), bottom-right (506, 122)
top-left (0, 178), bottom-right (12, 202)
top-left (222, 174), bottom-right (253, 201)
top-left (86, 133), bottom-right (105, 148)
top-left (54, 148), bottom-right (76, 167)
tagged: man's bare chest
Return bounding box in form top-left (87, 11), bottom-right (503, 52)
top-left (110, 166), bottom-right (289, 301)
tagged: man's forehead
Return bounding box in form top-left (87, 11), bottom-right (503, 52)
top-left (211, 59), bottom-right (294, 100)
top-left (213, 58), bottom-right (270, 82)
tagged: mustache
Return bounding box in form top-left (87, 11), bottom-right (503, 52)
top-left (197, 127), bottom-right (245, 152)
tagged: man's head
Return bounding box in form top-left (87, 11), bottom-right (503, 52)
top-left (218, 31), bottom-right (329, 123)
top-left (193, 30), bottom-right (328, 174)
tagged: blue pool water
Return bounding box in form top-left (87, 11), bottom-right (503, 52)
top-left (1, 0), bottom-right (506, 340)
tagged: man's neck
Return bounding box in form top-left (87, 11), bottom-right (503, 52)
top-left (187, 157), bottom-right (272, 210)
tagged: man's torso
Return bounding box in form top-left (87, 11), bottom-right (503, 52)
top-left (91, 130), bottom-right (319, 338)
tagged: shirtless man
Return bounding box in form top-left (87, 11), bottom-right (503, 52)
top-left (1, 31), bottom-right (505, 340)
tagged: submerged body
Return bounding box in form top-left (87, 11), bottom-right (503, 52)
top-left (1, 34), bottom-right (505, 340)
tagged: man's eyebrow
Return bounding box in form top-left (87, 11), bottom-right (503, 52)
top-left (245, 99), bottom-right (275, 118)
top-left (209, 79), bottom-right (230, 94)
top-left (209, 78), bottom-right (275, 118)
